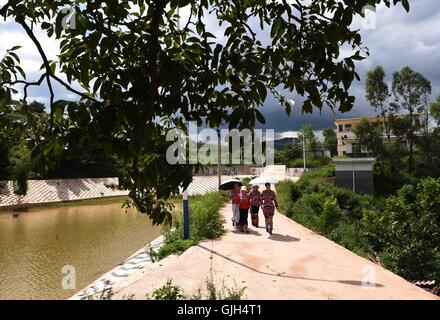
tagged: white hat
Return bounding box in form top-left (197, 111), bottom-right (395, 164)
top-left (240, 186), bottom-right (247, 191)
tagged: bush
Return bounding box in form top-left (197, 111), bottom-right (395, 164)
top-left (331, 187), bottom-right (373, 221)
top-left (276, 180), bottom-right (301, 213)
top-left (301, 193), bottom-right (327, 214)
top-left (8, 144), bottom-right (33, 195)
top-left (190, 193), bottom-right (225, 241)
top-left (290, 157), bottom-right (331, 169)
top-left (205, 276), bottom-right (246, 300)
top-left (332, 222), bottom-right (367, 257)
top-left (159, 192), bottom-right (225, 259)
top-left (277, 166), bottom-right (375, 258)
top-left (150, 277), bottom-right (246, 300)
top-left (318, 197), bottom-right (341, 233)
top-left (278, 157), bottom-right (440, 286)
top-left (152, 279), bottom-right (185, 300)
top-left (370, 178), bottom-right (440, 282)
top-left (158, 239), bottom-right (196, 260)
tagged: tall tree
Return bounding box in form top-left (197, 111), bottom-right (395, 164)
top-left (0, 0), bottom-right (412, 224)
top-left (365, 65), bottom-right (392, 140)
top-left (353, 118), bottom-right (383, 156)
top-left (430, 96), bottom-right (440, 125)
top-left (300, 124), bottom-right (319, 158)
top-left (391, 66), bottom-right (431, 172)
top-left (322, 128), bottom-right (337, 157)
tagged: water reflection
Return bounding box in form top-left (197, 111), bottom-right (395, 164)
top-left (0, 201), bottom-right (161, 300)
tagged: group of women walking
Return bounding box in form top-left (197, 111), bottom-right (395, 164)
top-left (230, 183), bottom-right (278, 235)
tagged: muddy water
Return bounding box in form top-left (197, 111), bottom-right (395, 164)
top-left (0, 201), bottom-right (161, 300)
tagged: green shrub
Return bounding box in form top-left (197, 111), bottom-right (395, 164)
top-left (157, 239), bottom-right (196, 260)
top-left (290, 157), bottom-right (331, 168)
top-left (153, 279), bottom-right (185, 300)
top-left (301, 193), bottom-right (326, 214)
top-left (241, 177), bottom-right (256, 189)
top-left (151, 277), bottom-right (246, 300)
top-left (189, 192), bottom-right (225, 241)
top-left (278, 161), bottom-right (440, 284)
top-left (205, 276), bottom-right (246, 300)
top-left (373, 178), bottom-right (440, 282)
top-left (8, 144), bottom-right (33, 195)
top-left (333, 222), bottom-right (368, 257)
top-left (277, 166), bottom-right (373, 258)
top-left (159, 192), bottom-right (225, 259)
top-left (276, 180), bottom-right (301, 213)
top-left (318, 196), bottom-right (341, 233)
top-left (331, 187), bottom-right (372, 221)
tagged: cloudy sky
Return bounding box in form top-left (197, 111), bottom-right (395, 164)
top-left (1, 0), bottom-right (439, 133)
top-left (259, 0), bottom-right (440, 131)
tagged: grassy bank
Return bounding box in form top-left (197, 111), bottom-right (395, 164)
top-left (277, 166), bottom-right (374, 257)
top-left (157, 192), bottom-right (227, 260)
top-left (277, 166), bottom-right (440, 286)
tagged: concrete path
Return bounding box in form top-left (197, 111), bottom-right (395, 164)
top-left (111, 204), bottom-right (438, 300)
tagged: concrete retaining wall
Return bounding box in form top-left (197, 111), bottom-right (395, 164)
top-left (0, 178), bottom-right (127, 208)
top-left (0, 175), bottom-right (251, 209)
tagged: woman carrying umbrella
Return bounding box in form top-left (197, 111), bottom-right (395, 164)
top-left (220, 179), bottom-right (242, 228)
top-left (230, 183), bottom-right (241, 228)
top-left (261, 183), bottom-right (278, 235)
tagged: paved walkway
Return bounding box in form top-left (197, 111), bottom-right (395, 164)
top-left (110, 204), bottom-right (438, 300)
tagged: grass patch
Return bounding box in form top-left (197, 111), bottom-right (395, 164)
top-left (150, 277), bottom-right (246, 300)
top-left (158, 192), bottom-right (227, 259)
top-left (277, 167), bottom-right (376, 258)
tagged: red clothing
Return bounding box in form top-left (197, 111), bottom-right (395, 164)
top-left (249, 190), bottom-right (261, 207)
top-left (239, 192), bottom-right (251, 209)
top-left (231, 190), bottom-right (240, 205)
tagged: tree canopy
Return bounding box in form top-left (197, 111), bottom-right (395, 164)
top-left (0, 0), bottom-right (411, 224)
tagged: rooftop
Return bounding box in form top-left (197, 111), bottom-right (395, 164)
top-left (335, 113), bottom-right (427, 123)
top-left (332, 157), bottom-right (377, 163)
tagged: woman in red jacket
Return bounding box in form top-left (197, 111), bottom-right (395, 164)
top-left (238, 186), bottom-right (251, 233)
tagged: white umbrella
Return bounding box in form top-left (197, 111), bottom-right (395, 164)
top-left (249, 176), bottom-right (278, 185)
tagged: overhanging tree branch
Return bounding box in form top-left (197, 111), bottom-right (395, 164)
top-left (0, 1), bottom-right (11, 18)
top-left (148, 0), bottom-right (167, 112)
top-left (16, 18), bottom-right (101, 106)
top-left (18, 19), bottom-right (55, 112)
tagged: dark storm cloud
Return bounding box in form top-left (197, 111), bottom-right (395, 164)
top-left (257, 0), bottom-right (440, 131)
top-left (1, 0), bottom-right (439, 132)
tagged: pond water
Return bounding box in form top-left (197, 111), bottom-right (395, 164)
top-left (0, 200), bottom-right (161, 300)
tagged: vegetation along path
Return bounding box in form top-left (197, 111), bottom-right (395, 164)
top-left (111, 203), bottom-right (438, 300)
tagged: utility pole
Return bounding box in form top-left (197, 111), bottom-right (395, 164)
top-left (183, 189), bottom-right (189, 240)
top-left (302, 132), bottom-right (307, 171)
top-left (177, 8), bottom-right (190, 240)
top-left (217, 128), bottom-right (221, 188)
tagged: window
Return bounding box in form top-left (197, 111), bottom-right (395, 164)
top-left (345, 124), bottom-right (352, 131)
top-left (339, 125), bottom-right (344, 132)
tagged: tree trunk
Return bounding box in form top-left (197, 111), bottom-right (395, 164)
top-left (408, 110), bottom-right (414, 173)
